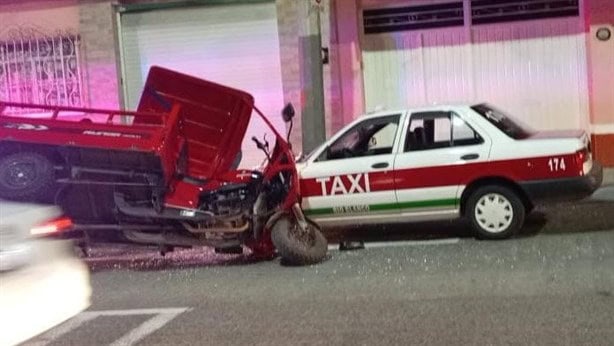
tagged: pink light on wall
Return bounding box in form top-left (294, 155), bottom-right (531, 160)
top-left (330, 0), bottom-right (364, 130)
top-left (84, 61), bottom-right (120, 110)
top-left (588, 0), bottom-right (614, 24)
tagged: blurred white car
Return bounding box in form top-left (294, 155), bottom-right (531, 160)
top-left (0, 201), bottom-right (91, 346)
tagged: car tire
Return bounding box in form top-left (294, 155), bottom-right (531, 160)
top-left (271, 215), bottom-right (328, 265)
top-left (465, 185), bottom-right (525, 240)
top-left (0, 151), bottom-right (55, 201)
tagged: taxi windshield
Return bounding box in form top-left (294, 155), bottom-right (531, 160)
top-left (297, 142), bottom-right (325, 163)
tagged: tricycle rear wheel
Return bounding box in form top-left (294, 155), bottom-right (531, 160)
top-left (271, 215), bottom-right (327, 265)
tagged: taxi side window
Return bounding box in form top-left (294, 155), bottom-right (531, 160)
top-left (318, 114), bottom-right (400, 161)
top-left (404, 112), bottom-right (483, 152)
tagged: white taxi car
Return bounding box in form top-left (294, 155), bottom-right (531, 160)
top-left (297, 103), bottom-right (603, 239)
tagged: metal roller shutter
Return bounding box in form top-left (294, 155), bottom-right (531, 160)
top-left (119, 2), bottom-right (285, 168)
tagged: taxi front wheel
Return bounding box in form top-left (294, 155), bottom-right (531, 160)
top-left (465, 185), bottom-right (525, 240)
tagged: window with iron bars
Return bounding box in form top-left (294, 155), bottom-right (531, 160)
top-left (0, 29), bottom-right (84, 113)
top-left (363, 0), bottom-right (580, 34)
top-left (471, 0), bottom-right (579, 25)
top-left (363, 2), bottom-right (464, 34)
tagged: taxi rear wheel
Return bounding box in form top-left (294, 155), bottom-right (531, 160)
top-left (465, 185), bottom-right (525, 240)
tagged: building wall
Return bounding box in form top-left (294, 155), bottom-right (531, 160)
top-left (78, 0), bottom-right (119, 109)
top-left (0, 0), bottom-right (323, 153)
top-left (276, 0), bottom-right (335, 152)
top-left (329, 0), bottom-right (364, 130)
top-left (1, 0), bottom-right (611, 165)
top-left (587, 0), bottom-right (614, 166)
top-left (588, 0), bottom-right (614, 24)
top-left (0, 0), bottom-right (79, 33)
top-left (0, 1), bottom-right (82, 107)
top-left (0, 0), bottom-right (120, 110)
top-left (276, 0), bottom-right (303, 148)
top-left (330, 0), bottom-right (613, 166)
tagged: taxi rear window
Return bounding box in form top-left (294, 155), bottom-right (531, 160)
top-left (471, 104), bottom-right (535, 139)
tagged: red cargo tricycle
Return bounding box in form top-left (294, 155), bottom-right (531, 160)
top-left (0, 66), bottom-right (327, 265)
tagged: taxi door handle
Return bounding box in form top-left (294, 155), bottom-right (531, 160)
top-left (461, 153), bottom-right (479, 161)
top-left (371, 162), bottom-right (389, 169)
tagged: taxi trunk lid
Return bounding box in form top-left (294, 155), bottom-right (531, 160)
top-left (527, 129), bottom-right (585, 140)
top-left (527, 129), bottom-right (591, 152)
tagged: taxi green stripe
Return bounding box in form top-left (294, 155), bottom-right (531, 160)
top-left (304, 198), bottom-right (458, 216)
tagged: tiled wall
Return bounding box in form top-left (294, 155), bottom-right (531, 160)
top-left (78, 1), bottom-right (119, 109)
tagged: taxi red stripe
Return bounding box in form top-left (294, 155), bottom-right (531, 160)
top-left (300, 153), bottom-right (582, 198)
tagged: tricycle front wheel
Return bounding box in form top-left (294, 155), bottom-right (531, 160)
top-left (271, 215), bottom-right (327, 265)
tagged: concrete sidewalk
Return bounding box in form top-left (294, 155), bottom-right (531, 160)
top-left (592, 184), bottom-right (614, 201)
top-left (604, 167), bottom-right (614, 186)
top-left (592, 165), bottom-right (613, 201)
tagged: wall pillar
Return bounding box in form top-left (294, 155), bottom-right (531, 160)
top-left (330, 0), bottom-right (364, 131)
top-left (298, 0), bottom-right (327, 153)
top-left (78, 1), bottom-right (120, 109)
top-left (586, 0), bottom-right (614, 166)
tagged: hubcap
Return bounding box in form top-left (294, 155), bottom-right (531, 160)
top-left (474, 193), bottom-right (514, 233)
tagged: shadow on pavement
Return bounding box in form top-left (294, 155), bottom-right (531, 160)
top-left (325, 200), bottom-right (614, 243)
top-left (83, 244), bottom-right (273, 273)
top-left (534, 200), bottom-right (614, 234)
top-left (82, 199), bottom-right (613, 273)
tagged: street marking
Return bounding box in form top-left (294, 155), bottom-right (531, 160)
top-left (27, 307), bottom-right (191, 346)
top-left (26, 314), bottom-right (98, 346)
top-left (328, 238), bottom-right (460, 251)
top-left (108, 310), bottom-right (188, 346)
top-left (81, 307), bottom-right (190, 317)
top-left (364, 238), bottom-right (460, 248)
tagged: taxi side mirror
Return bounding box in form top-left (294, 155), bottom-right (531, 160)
top-left (281, 103), bottom-right (295, 122)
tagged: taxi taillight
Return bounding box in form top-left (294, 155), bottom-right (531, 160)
top-left (30, 217), bottom-right (74, 236)
top-left (576, 148), bottom-right (589, 163)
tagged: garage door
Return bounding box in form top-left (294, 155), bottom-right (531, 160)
top-left (119, 2), bottom-right (285, 168)
top-left (362, 1), bottom-right (589, 131)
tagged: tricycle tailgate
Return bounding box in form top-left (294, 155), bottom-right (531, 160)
top-left (137, 66), bottom-right (255, 181)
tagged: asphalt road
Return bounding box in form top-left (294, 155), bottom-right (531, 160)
top-left (23, 192), bottom-right (614, 346)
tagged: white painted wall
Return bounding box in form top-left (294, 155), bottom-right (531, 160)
top-left (362, 18), bottom-right (590, 131)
